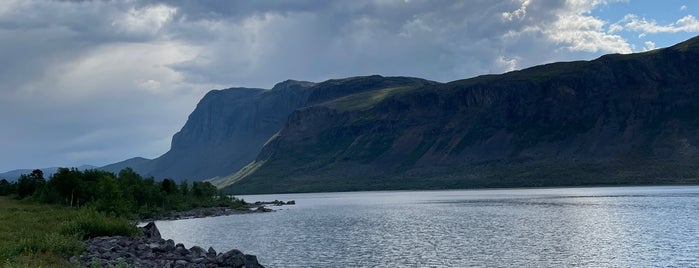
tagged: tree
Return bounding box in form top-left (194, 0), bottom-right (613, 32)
top-left (16, 170), bottom-right (45, 199)
top-left (48, 168), bottom-right (83, 206)
top-left (117, 168), bottom-right (142, 210)
top-left (192, 181), bottom-right (217, 198)
top-left (179, 180), bottom-right (189, 196)
top-left (95, 174), bottom-right (129, 217)
top-left (82, 169), bottom-right (111, 203)
top-left (160, 179), bottom-right (178, 195)
top-left (0, 179), bottom-right (15, 195)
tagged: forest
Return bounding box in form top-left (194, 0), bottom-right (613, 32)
top-left (0, 167), bottom-right (246, 219)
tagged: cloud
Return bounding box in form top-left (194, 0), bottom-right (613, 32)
top-left (0, 0), bottom-right (642, 171)
top-left (612, 14), bottom-right (699, 34)
top-left (111, 4), bottom-right (176, 37)
top-left (0, 1), bottom-right (206, 170)
top-left (165, 0), bottom-right (635, 85)
top-left (643, 40), bottom-right (656, 51)
top-left (543, 12), bottom-right (632, 53)
top-left (525, 0), bottom-right (632, 53)
top-left (502, 0), bottom-right (531, 21)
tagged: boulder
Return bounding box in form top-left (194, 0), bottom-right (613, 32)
top-left (256, 206), bottom-right (272, 212)
top-left (79, 222), bottom-right (265, 267)
top-left (207, 247), bottom-right (217, 258)
top-left (189, 245), bottom-right (206, 258)
top-left (217, 249), bottom-right (245, 267)
top-left (174, 243), bottom-right (190, 256)
top-left (140, 221), bottom-right (162, 239)
top-left (244, 254), bottom-right (265, 268)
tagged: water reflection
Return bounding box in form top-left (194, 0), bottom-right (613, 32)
top-left (155, 186), bottom-right (699, 267)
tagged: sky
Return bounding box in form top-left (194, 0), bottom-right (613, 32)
top-left (1, 0), bottom-right (698, 172)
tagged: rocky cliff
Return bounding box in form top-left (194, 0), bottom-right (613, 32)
top-left (102, 81), bottom-right (315, 181)
top-left (220, 36), bottom-right (699, 194)
top-left (102, 76), bottom-right (434, 182)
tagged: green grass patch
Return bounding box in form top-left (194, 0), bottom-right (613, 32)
top-left (0, 197), bottom-right (139, 267)
top-left (323, 86), bottom-right (414, 112)
top-left (60, 207), bottom-right (140, 240)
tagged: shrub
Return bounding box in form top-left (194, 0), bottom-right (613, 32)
top-left (60, 207), bottom-right (140, 239)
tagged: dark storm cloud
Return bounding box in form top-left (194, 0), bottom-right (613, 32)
top-left (161, 0), bottom-right (565, 86)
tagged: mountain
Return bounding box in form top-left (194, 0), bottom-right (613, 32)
top-left (217, 36), bottom-right (699, 194)
top-left (99, 157), bottom-right (151, 175)
top-left (0, 165), bottom-right (98, 181)
top-left (100, 76), bottom-right (436, 182)
top-left (101, 81), bottom-right (317, 181)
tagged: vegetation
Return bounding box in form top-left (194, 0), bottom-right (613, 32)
top-left (0, 196), bottom-right (136, 267)
top-left (323, 86), bottom-right (415, 111)
top-left (0, 167), bottom-right (248, 267)
top-left (1, 167), bottom-right (246, 219)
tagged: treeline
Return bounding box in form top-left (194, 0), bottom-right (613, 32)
top-left (0, 168), bottom-right (245, 218)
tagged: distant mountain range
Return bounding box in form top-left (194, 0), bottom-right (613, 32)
top-left (0, 165), bottom-right (97, 181)
top-left (98, 35), bottom-right (699, 194)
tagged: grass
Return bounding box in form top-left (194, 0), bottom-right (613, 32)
top-left (208, 160), bottom-right (267, 189)
top-left (0, 196), bottom-right (139, 268)
top-left (323, 86), bottom-right (414, 112)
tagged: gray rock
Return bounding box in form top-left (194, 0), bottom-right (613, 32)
top-left (217, 249), bottom-right (245, 267)
top-left (140, 221), bottom-right (162, 239)
top-left (190, 245), bottom-right (206, 258)
top-left (207, 247), bottom-right (217, 258)
top-left (256, 206), bottom-right (272, 212)
top-left (174, 243), bottom-right (190, 256)
top-left (244, 254), bottom-right (265, 268)
top-left (78, 222), bottom-right (264, 268)
top-left (174, 260), bottom-right (189, 268)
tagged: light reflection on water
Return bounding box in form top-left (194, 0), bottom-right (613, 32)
top-left (155, 186), bottom-right (699, 267)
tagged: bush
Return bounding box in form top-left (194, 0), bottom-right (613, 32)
top-left (60, 207), bottom-right (141, 239)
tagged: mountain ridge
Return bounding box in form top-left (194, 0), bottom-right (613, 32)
top-left (217, 35), bottom-right (699, 194)
top-left (0, 165), bottom-right (98, 181)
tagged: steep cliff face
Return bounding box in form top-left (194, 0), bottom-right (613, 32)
top-left (102, 81), bottom-right (315, 181)
top-left (222, 36), bottom-right (699, 194)
top-left (102, 76), bottom-right (434, 182)
top-left (151, 84), bottom-right (313, 181)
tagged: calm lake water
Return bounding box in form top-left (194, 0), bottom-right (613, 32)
top-left (155, 186), bottom-right (699, 267)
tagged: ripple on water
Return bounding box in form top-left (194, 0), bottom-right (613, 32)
top-left (154, 186), bottom-right (699, 267)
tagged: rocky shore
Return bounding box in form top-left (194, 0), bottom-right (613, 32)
top-left (142, 200), bottom-right (295, 221)
top-left (78, 222), bottom-right (264, 268)
top-left (76, 200), bottom-right (296, 267)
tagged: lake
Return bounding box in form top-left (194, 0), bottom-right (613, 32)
top-left (154, 186), bottom-right (699, 267)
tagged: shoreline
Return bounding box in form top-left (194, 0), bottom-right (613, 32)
top-left (232, 183), bottom-right (699, 196)
top-left (140, 199), bottom-right (295, 222)
top-left (79, 222), bottom-right (265, 268)
top-left (80, 201), bottom-right (295, 267)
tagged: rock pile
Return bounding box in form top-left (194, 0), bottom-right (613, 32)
top-left (78, 222), bottom-right (264, 268)
top-left (253, 200), bottom-right (295, 206)
top-left (145, 206), bottom-right (266, 221)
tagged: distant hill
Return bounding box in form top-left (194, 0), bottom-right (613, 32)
top-left (213, 35), bottom-right (699, 194)
top-left (0, 165), bottom-right (97, 181)
top-left (99, 157), bottom-right (151, 175)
